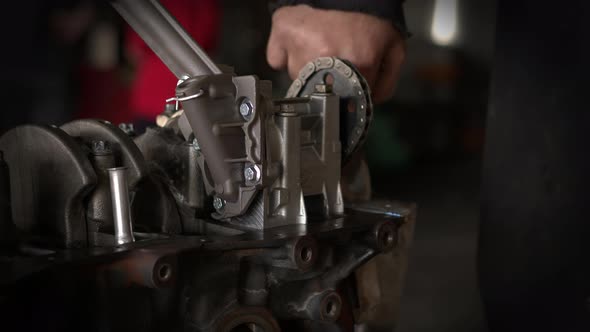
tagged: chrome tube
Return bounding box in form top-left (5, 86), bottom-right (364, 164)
top-left (108, 167), bottom-right (135, 245)
top-left (111, 0), bottom-right (221, 78)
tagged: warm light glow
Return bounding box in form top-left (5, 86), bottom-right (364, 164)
top-left (431, 0), bottom-right (458, 46)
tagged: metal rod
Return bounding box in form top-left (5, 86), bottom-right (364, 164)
top-left (108, 167), bottom-right (135, 245)
top-left (111, 0), bottom-right (221, 78)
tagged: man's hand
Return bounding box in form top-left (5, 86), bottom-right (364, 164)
top-left (267, 5), bottom-right (406, 104)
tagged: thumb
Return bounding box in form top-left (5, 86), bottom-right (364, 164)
top-left (266, 27), bottom-right (288, 70)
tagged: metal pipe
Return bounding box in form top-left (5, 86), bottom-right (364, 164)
top-left (108, 167), bottom-right (135, 245)
top-left (110, 0), bottom-right (221, 78)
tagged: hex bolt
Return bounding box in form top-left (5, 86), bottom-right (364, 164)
top-left (91, 140), bottom-right (112, 155)
top-left (164, 102), bottom-right (176, 114)
top-left (239, 99), bottom-right (254, 119)
top-left (213, 196), bottom-right (225, 210)
top-left (244, 167), bottom-right (254, 181)
top-left (314, 84), bottom-right (333, 93)
top-left (244, 165), bottom-right (261, 182)
top-left (118, 123), bottom-right (135, 136)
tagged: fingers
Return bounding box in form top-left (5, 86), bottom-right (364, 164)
top-left (267, 28), bottom-right (319, 81)
top-left (287, 49), bottom-right (314, 80)
top-left (266, 26), bottom-right (288, 70)
top-left (267, 4), bottom-right (406, 103)
top-left (372, 42), bottom-right (406, 104)
top-left (288, 57), bottom-right (303, 80)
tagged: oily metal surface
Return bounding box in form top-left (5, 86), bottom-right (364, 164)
top-left (0, 204), bottom-right (410, 286)
top-left (286, 57), bottom-right (373, 161)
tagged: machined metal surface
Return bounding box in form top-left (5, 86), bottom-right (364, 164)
top-left (108, 167), bottom-right (135, 245)
top-left (0, 137), bottom-right (414, 332)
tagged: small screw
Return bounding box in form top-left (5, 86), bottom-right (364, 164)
top-left (91, 140), bottom-right (111, 155)
top-left (213, 196), bottom-right (225, 210)
top-left (119, 123), bottom-right (135, 136)
top-left (164, 103), bottom-right (176, 114)
top-left (314, 84), bottom-right (332, 93)
top-left (244, 165), bottom-right (261, 182)
top-left (239, 99), bottom-right (253, 119)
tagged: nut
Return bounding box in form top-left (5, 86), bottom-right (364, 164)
top-left (213, 197), bottom-right (225, 210)
top-left (118, 123), bottom-right (135, 136)
top-left (239, 99), bottom-right (254, 118)
top-left (244, 165), bottom-right (261, 182)
top-left (314, 84), bottom-right (333, 93)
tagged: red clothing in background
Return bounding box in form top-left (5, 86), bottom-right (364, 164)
top-left (77, 0), bottom-right (220, 124)
top-left (127, 0), bottom-right (220, 120)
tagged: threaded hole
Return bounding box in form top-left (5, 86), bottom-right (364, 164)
top-left (326, 300), bottom-right (336, 317)
top-left (379, 227), bottom-right (395, 248)
top-left (157, 263), bottom-right (172, 281)
top-left (300, 246), bottom-right (313, 263)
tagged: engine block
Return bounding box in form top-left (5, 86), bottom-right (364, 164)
top-left (0, 1), bottom-right (415, 331)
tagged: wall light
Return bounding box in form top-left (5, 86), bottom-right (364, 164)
top-left (431, 0), bottom-right (459, 46)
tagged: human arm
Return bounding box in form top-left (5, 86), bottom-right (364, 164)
top-left (266, 0), bottom-right (408, 103)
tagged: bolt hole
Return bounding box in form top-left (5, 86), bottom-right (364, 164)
top-left (321, 295), bottom-right (341, 321)
top-left (347, 98), bottom-right (356, 114)
top-left (300, 246), bottom-right (313, 263)
top-left (323, 73), bottom-right (335, 85)
top-left (379, 227), bottom-right (395, 248)
top-left (325, 300), bottom-right (336, 317)
top-left (157, 263), bottom-right (172, 282)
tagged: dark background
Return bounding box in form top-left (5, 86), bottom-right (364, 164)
top-left (0, 1), bottom-right (497, 330)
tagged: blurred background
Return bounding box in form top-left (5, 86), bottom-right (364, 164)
top-left (0, 0), bottom-right (496, 330)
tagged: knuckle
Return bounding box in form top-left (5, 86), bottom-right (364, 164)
top-left (317, 45), bottom-right (335, 57)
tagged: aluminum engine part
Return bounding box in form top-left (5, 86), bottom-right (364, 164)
top-left (286, 57), bottom-right (373, 162)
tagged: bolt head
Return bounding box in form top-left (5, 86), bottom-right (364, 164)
top-left (244, 167), bottom-right (255, 181)
top-left (314, 84), bottom-right (333, 93)
top-left (244, 165), bottom-right (261, 183)
top-left (118, 123), bottom-right (135, 135)
top-left (213, 196), bottom-right (225, 210)
top-left (239, 100), bottom-right (253, 118)
top-left (164, 103), bottom-right (176, 114)
top-left (91, 140), bottom-right (111, 155)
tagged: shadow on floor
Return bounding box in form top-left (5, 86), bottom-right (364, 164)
top-left (372, 157), bottom-right (487, 332)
